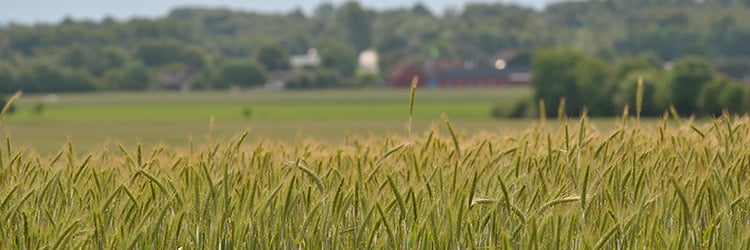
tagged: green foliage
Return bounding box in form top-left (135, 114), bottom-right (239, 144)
top-left (532, 48), bottom-right (579, 117)
top-left (354, 72), bottom-right (380, 88)
top-left (720, 80), bottom-right (745, 114)
top-left (219, 60), bottom-right (269, 88)
top-left (714, 58), bottom-right (750, 79)
top-left (32, 103), bottom-right (44, 115)
top-left (0, 63), bottom-right (20, 94)
top-left (1, 1), bottom-right (750, 97)
top-left (612, 71), bottom-right (664, 116)
top-left (134, 40), bottom-right (205, 69)
top-left (338, 1), bottom-right (372, 51)
top-left (573, 55), bottom-right (613, 116)
top-left (101, 62), bottom-right (151, 90)
top-left (17, 60), bottom-right (96, 92)
top-left (668, 56), bottom-right (714, 114)
top-left (530, 51), bottom-right (748, 117)
top-left (410, 3), bottom-right (433, 17)
top-left (532, 48), bottom-right (611, 116)
top-left (697, 77), bottom-right (732, 115)
top-left (612, 53), bottom-right (662, 80)
top-left (744, 87), bottom-right (750, 113)
top-left (59, 46), bottom-right (127, 76)
top-left (316, 40), bottom-right (358, 77)
top-left (256, 44), bottom-right (290, 71)
top-left (286, 68), bottom-right (344, 89)
top-left (491, 98), bottom-right (535, 119)
top-left (242, 106), bottom-right (252, 118)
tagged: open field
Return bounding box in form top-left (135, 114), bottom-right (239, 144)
top-left (4, 119), bottom-right (534, 156)
top-left (1, 110), bottom-right (749, 248)
top-left (3, 87), bottom-right (543, 154)
top-left (7, 88), bottom-right (532, 121)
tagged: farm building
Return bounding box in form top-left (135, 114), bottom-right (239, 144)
top-left (387, 60), bottom-right (428, 88)
top-left (387, 58), bottom-right (530, 88)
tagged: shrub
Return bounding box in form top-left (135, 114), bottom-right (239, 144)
top-left (668, 56), bottom-right (714, 114)
top-left (242, 107), bottom-right (252, 118)
top-left (491, 99), bottom-right (535, 119)
top-left (697, 77), bottom-right (746, 115)
top-left (286, 69), bottom-right (344, 89)
top-left (220, 60), bottom-right (269, 88)
top-left (612, 71), bottom-right (664, 117)
top-left (33, 103), bottom-right (44, 115)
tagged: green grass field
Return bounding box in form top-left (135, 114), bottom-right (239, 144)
top-left (8, 88), bottom-right (531, 121)
top-left (3, 87), bottom-right (537, 154)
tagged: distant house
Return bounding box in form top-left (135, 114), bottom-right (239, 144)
top-left (159, 70), bottom-right (194, 92)
top-left (358, 50), bottom-right (379, 74)
top-left (428, 67), bottom-right (531, 88)
top-left (386, 58), bottom-right (531, 88)
top-left (290, 48), bottom-right (321, 69)
top-left (265, 71), bottom-right (293, 90)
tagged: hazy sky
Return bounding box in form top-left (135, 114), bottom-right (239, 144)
top-left (1, 0), bottom-right (564, 24)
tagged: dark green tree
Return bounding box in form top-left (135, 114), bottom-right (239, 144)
top-left (668, 56), bottom-right (714, 114)
top-left (256, 44), bottom-right (290, 71)
top-left (532, 48), bottom-right (612, 116)
top-left (313, 3), bottom-right (335, 17)
top-left (17, 60), bottom-right (96, 93)
top-left (532, 48), bottom-right (580, 117)
top-left (338, 1), bottom-right (372, 51)
top-left (411, 3), bottom-right (433, 17)
top-left (134, 40), bottom-right (205, 69)
top-left (60, 46), bottom-right (128, 76)
top-left (102, 62), bottom-right (151, 90)
top-left (697, 77), bottom-right (731, 115)
top-left (2, 1), bottom-right (750, 95)
top-left (573, 55), bottom-right (613, 116)
top-left (220, 60), bottom-right (269, 88)
top-left (714, 58), bottom-right (750, 79)
top-left (612, 53), bottom-right (661, 80)
top-left (721, 82), bottom-right (745, 114)
top-left (0, 63), bottom-right (19, 93)
top-left (316, 40), bottom-right (357, 77)
top-left (612, 71), bottom-right (664, 116)
top-left (286, 68), bottom-right (344, 89)
top-left (696, 76), bottom-right (746, 115)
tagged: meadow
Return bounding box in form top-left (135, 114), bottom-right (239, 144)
top-left (3, 87), bottom-right (537, 154)
top-left (2, 87), bottom-right (749, 248)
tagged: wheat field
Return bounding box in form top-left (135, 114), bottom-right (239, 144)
top-left (1, 112), bottom-right (750, 248)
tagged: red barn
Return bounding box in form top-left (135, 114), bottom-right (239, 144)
top-left (386, 58), bottom-right (531, 88)
top-left (429, 67), bottom-right (531, 87)
top-left (387, 60), bottom-right (427, 88)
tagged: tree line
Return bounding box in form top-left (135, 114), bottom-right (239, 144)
top-left (2, 0), bottom-right (750, 115)
top-left (493, 48), bottom-right (749, 118)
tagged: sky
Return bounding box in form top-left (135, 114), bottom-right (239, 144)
top-left (0, 0), bottom-right (564, 25)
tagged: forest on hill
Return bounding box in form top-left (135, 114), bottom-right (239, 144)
top-left (1, 0), bottom-right (750, 116)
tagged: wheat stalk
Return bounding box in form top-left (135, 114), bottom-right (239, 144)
top-left (636, 76), bottom-right (644, 122)
top-left (408, 76), bottom-right (419, 139)
top-left (0, 91), bottom-right (22, 125)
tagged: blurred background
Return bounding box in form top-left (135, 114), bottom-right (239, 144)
top-left (1, 0), bottom-right (750, 153)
